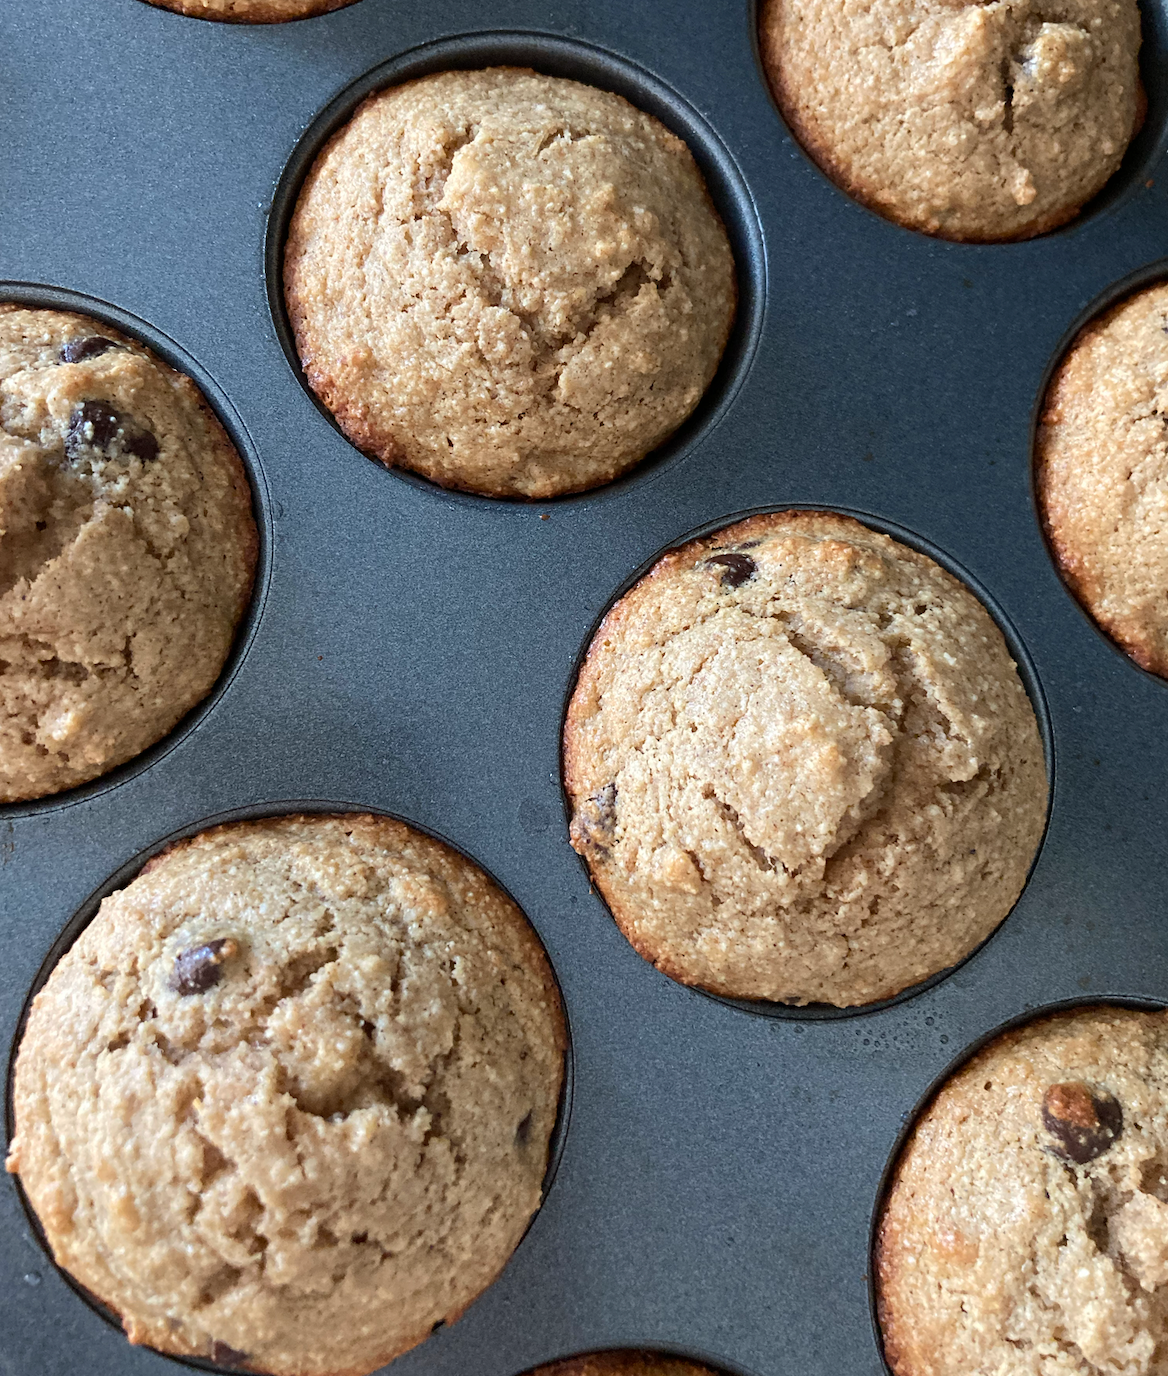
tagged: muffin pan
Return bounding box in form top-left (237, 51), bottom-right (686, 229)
top-left (3, 1), bottom-right (1168, 1374)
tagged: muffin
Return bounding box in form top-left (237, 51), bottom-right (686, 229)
top-left (528, 1353), bottom-right (719, 1376)
top-left (1037, 281), bottom-right (1168, 678)
top-left (284, 68), bottom-right (736, 498)
top-left (877, 1005), bottom-right (1168, 1376)
top-left (141, 0), bottom-right (359, 20)
top-left (563, 511), bottom-right (1047, 1006)
top-left (6, 814), bottom-right (567, 1376)
top-left (758, 0), bottom-right (1142, 242)
top-left (0, 306), bottom-right (256, 802)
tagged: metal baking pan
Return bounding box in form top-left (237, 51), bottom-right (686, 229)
top-left (4, 1), bottom-right (1168, 1374)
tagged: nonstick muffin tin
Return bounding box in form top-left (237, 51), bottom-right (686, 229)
top-left (3, 2), bottom-right (1168, 1375)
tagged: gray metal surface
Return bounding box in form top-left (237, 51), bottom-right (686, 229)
top-left (2, 1), bottom-right (1167, 1373)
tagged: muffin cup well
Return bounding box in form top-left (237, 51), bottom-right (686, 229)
top-left (751, 0), bottom-right (1168, 243)
top-left (265, 32), bottom-right (765, 505)
top-left (6, 800), bottom-right (574, 1376)
top-left (868, 996), bottom-right (1168, 1375)
top-left (1031, 258), bottom-right (1168, 686)
top-left (560, 505), bottom-right (1054, 1022)
top-left (0, 282), bottom-right (271, 820)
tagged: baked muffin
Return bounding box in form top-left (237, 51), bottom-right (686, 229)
top-left (284, 68), bottom-right (736, 498)
top-left (759, 0), bottom-right (1142, 241)
top-left (141, 0), bottom-right (359, 20)
top-left (1037, 281), bottom-right (1168, 678)
top-left (6, 814), bottom-right (566, 1376)
top-left (563, 511), bottom-right (1047, 1006)
top-left (528, 1353), bottom-right (719, 1376)
top-left (0, 306), bottom-right (256, 802)
top-left (877, 1005), bottom-right (1168, 1376)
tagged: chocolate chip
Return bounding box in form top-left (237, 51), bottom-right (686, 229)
top-left (706, 552), bottom-right (757, 587)
top-left (515, 1111), bottom-right (533, 1146)
top-left (67, 400), bottom-right (120, 454)
top-left (209, 1341), bottom-right (249, 1368)
top-left (65, 400), bottom-right (159, 464)
top-left (170, 938), bottom-right (238, 996)
top-left (1042, 1081), bottom-right (1123, 1164)
top-left (572, 782), bottom-right (618, 858)
top-left (58, 336), bottom-right (118, 365)
top-left (122, 428), bottom-right (159, 463)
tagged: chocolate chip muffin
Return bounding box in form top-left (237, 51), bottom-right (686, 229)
top-left (141, 0), bottom-right (359, 20)
top-left (527, 1353), bottom-right (719, 1376)
top-left (759, 0), bottom-right (1142, 241)
top-left (0, 306), bottom-right (256, 802)
top-left (6, 814), bottom-right (566, 1376)
top-left (284, 68), bottom-right (736, 498)
top-left (1037, 281), bottom-right (1168, 678)
top-left (877, 1006), bottom-right (1168, 1376)
top-left (563, 511), bottom-right (1047, 1006)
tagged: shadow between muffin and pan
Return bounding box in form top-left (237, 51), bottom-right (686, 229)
top-left (864, 993), bottom-right (1168, 1376)
top-left (558, 503), bottom-right (1057, 1024)
top-left (0, 282), bottom-right (273, 823)
top-left (1029, 256), bottom-right (1168, 692)
top-left (263, 31), bottom-right (767, 506)
top-left (746, 0), bottom-right (1168, 243)
top-left (4, 799), bottom-right (575, 1376)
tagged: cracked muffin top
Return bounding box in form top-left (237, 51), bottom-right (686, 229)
top-left (141, 0), bottom-right (359, 20)
top-left (283, 68), bottom-right (737, 498)
top-left (0, 306), bottom-right (256, 803)
top-left (563, 511), bottom-right (1047, 1006)
top-left (6, 813), bottom-right (567, 1376)
top-left (877, 1006), bottom-right (1168, 1376)
top-left (527, 1353), bottom-right (719, 1375)
top-left (759, 0), bottom-right (1142, 241)
top-left (1037, 281), bottom-right (1168, 680)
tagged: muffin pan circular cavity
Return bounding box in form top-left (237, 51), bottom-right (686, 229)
top-left (868, 996), bottom-right (1168, 1373)
top-left (751, 0), bottom-right (1168, 241)
top-left (560, 505), bottom-right (1053, 1023)
top-left (5, 801), bottom-right (575, 1376)
top-left (1031, 258), bottom-right (1168, 685)
top-left (0, 282), bottom-right (270, 821)
top-left (265, 31), bottom-right (766, 504)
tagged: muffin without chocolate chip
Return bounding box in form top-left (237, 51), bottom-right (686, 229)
top-left (6, 813), bottom-right (567, 1376)
top-left (284, 67), bottom-right (737, 498)
top-left (877, 1006), bottom-right (1168, 1376)
top-left (0, 305), bottom-right (256, 802)
top-left (563, 510), bottom-right (1047, 1006)
top-left (1037, 280), bottom-right (1168, 679)
top-left (759, 0), bottom-right (1143, 241)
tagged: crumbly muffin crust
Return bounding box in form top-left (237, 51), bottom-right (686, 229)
top-left (284, 68), bottom-right (736, 498)
top-left (140, 0), bottom-right (359, 21)
top-left (877, 1006), bottom-right (1168, 1376)
top-left (1037, 281), bottom-right (1168, 679)
top-left (6, 814), bottom-right (567, 1376)
top-left (563, 511), bottom-right (1047, 1006)
top-left (759, 0), bottom-right (1142, 242)
top-left (0, 306), bottom-right (256, 802)
top-left (528, 1352), bottom-right (719, 1376)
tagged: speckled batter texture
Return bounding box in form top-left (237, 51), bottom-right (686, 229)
top-left (0, 306), bottom-right (256, 802)
top-left (759, 0), bottom-right (1142, 241)
top-left (6, 814), bottom-right (566, 1376)
top-left (877, 1006), bottom-right (1168, 1376)
top-left (140, 0), bottom-right (359, 21)
top-left (1037, 282), bottom-right (1168, 679)
top-left (528, 1352), bottom-right (719, 1376)
top-left (284, 68), bottom-right (737, 498)
top-left (563, 511), bottom-right (1047, 1006)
